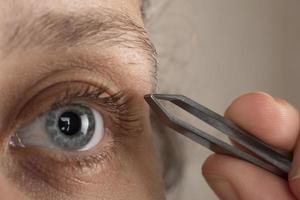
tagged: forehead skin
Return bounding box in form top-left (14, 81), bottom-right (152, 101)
top-left (0, 0), bottom-right (143, 22)
top-left (0, 1), bottom-right (163, 200)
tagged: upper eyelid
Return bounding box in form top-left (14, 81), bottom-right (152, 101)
top-left (5, 67), bottom-right (117, 127)
top-left (16, 81), bottom-right (112, 119)
top-left (20, 57), bottom-right (121, 103)
top-left (2, 52), bottom-right (125, 130)
top-left (14, 79), bottom-right (135, 124)
top-left (2, 53), bottom-right (131, 137)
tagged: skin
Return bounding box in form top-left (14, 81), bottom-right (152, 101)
top-left (0, 1), bottom-right (299, 200)
top-left (0, 0), bottom-right (164, 199)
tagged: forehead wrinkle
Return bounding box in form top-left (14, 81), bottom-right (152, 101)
top-left (3, 9), bottom-right (157, 68)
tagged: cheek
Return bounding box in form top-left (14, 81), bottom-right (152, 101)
top-left (116, 124), bottom-right (165, 199)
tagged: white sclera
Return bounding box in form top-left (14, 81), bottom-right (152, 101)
top-left (78, 109), bottom-right (105, 151)
top-left (13, 106), bottom-right (105, 151)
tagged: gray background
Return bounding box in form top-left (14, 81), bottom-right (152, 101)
top-left (146, 0), bottom-right (300, 199)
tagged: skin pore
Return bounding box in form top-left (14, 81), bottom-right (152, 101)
top-left (0, 0), bottom-right (165, 199)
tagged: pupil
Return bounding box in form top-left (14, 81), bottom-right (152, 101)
top-left (58, 111), bottom-right (82, 136)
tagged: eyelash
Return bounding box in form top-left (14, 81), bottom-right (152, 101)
top-left (51, 83), bottom-right (141, 133)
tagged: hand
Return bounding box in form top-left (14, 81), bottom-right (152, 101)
top-left (202, 92), bottom-right (300, 200)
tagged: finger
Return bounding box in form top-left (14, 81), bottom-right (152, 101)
top-left (203, 154), bottom-right (296, 200)
top-left (225, 92), bottom-right (300, 151)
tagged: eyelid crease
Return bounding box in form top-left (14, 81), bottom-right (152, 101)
top-left (26, 54), bottom-right (120, 92)
top-left (9, 64), bottom-right (118, 126)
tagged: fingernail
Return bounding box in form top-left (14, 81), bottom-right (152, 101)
top-left (206, 175), bottom-right (239, 200)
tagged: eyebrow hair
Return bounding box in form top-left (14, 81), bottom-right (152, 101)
top-left (4, 9), bottom-right (157, 69)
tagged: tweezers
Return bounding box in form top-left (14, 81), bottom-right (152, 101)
top-left (144, 94), bottom-right (292, 178)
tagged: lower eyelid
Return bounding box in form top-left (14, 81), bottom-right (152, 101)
top-left (7, 127), bottom-right (118, 180)
top-left (2, 149), bottom-right (115, 199)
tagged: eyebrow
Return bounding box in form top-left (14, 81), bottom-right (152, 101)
top-left (4, 9), bottom-right (157, 67)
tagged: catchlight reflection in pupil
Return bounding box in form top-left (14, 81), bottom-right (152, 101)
top-left (58, 111), bottom-right (82, 136)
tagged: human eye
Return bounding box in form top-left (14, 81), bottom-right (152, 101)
top-left (4, 78), bottom-right (141, 192)
top-left (11, 103), bottom-right (104, 151)
top-left (9, 81), bottom-right (139, 154)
